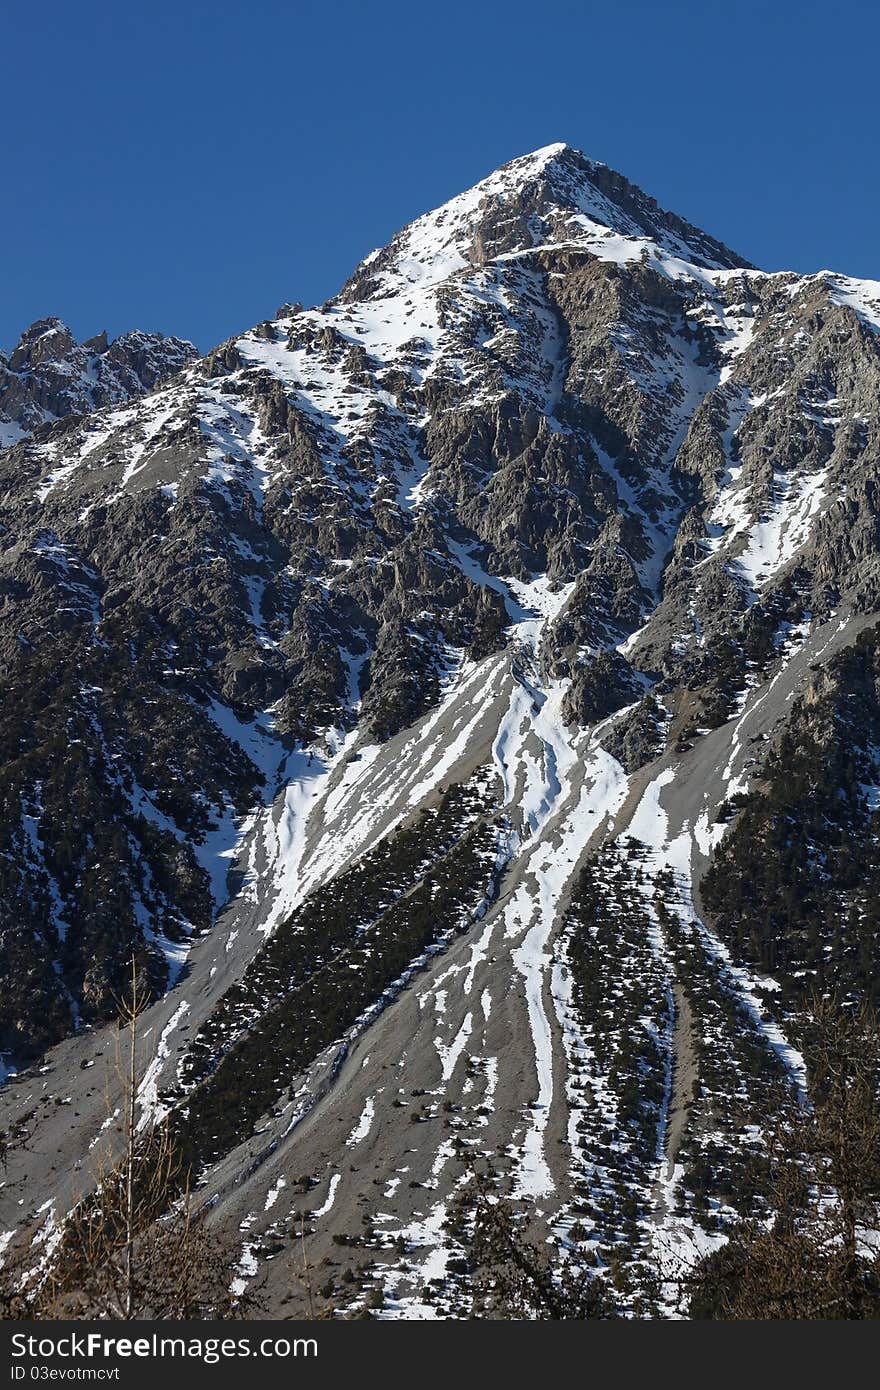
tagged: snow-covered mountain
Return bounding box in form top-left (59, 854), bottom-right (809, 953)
top-left (2, 142), bottom-right (880, 1315)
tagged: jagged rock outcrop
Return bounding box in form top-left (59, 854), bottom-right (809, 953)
top-left (0, 317), bottom-right (196, 448)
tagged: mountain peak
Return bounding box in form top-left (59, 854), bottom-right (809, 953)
top-left (490, 140), bottom-right (580, 177)
top-left (4, 136), bottom-right (880, 1319)
top-left (339, 143), bottom-right (750, 306)
top-left (8, 317), bottom-right (77, 370)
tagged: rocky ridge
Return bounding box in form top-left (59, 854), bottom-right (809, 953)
top-left (0, 318), bottom-right (197, 450)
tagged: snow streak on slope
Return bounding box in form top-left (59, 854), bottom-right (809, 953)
top-left (625, 767), bottom-right (807, 1094)
top-left (705, 459), bottom-right (831, 595)
top-left (823, 273), bottom-right (880, 333)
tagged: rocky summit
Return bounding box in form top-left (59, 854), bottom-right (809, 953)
top-left (2, 143), bottom-right (880, 1316)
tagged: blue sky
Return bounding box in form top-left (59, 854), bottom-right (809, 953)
top-left (3, 0), bottom-right (877, 352)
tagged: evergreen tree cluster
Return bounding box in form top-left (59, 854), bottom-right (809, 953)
top-left (175, 778), bottom-right (502, 1169)
top-left (702, 622), bottom-right (880, 1014)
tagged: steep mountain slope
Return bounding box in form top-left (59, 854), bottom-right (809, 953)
top-left (1, 143), bottom-right (879, 1315)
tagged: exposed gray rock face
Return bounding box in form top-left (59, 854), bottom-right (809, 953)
top-left (0, 318), bottom-right (197, 448)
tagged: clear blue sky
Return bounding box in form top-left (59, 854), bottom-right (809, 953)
top-left (3, 0), bottom-right (877, 353)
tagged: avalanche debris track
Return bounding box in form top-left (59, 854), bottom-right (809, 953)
top-left (188, 574), bottom-right (634, 1312)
